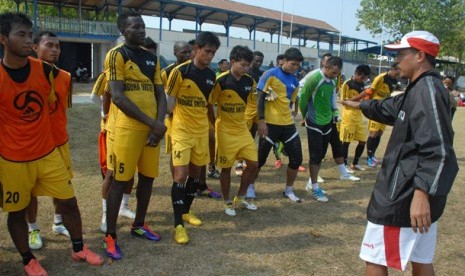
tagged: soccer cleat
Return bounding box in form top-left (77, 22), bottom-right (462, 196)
top-left (246, 185), bottom-right (256, 199)
top-left (274, 159), bottom-right (282, 169)
top-left (283, 191), bottom-right (302, 203)
top-left (131, 224), bottom-right (161, 241)
top-left (235, 163), bottom-right (243, 176)
top-left (312, 188), bottom-right (329, 202)
top-left (174, 225), bottom-right (189, 244)
top-left (24, 259), bottom-right (48, 276)
top-left (103, 235), bottom-right (122, 260)
top-left (305, 181), bottom-right (326, 195)
top-left (52, 223), bottom-right (70, 237)
top-left (366, 157), bottom-right (378, 168)
top-left (372, 157), bottom-right (382, 164)
top-left (340, 174), bottom-right (361, 181)
top-left (350, 164), bottom-right (366, 171)
top-left (182, 211), bottom-right (203, 226)
top-left (234, 196), bottom-right (257, 210)
top-left (197, 188), bottom-right (222, 199)
top-left (71, 246), bottom-right (104, 266)
top-left (317, 175), bottom-right (325, 183)
top-left (29, 230), bottom-right (43, 250)
top-left (345, 165), bottom-right (355, 174)
top-left (298, 165), bottom-right (306, 172)
top-left (118, 207), bottom-right (136, 219)
top-left (100, 222), bottom-right (107, 234)
top-left (224, 202), bottom-right (236, 216)
top-left (207, 169), bottom-right (221, 179)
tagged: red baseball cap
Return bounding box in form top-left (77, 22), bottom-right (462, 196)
top-left (385, 31), bottom-right (440, 58)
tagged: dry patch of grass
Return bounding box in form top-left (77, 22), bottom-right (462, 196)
top-left (1, 104), bottom-right (464, 275)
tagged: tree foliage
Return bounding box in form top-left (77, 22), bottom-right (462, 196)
top-left (356, 0), bottom-right (465, 60)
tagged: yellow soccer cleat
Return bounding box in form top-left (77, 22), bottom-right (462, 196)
top-left (182, 211), bottom-right (203, 226)
top-left (174, 225), bottom-right (189, 244)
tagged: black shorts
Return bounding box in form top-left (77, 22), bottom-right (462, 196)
top-left (258, 123), bottom-right (302, 170)
top-left (305, 122), bottom-right (332, 165)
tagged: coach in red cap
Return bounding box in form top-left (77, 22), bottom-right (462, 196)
top-left (342, 30), bottom-right (458, 275)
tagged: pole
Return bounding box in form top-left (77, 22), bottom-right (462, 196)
top-left (337, 0), bottom-right (343, 57)
top-left (278, 0), bottom-right (284, 53)
top-left (289, 0), bottom-right (295, 46)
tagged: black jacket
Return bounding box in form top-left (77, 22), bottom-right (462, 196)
top-left (360, 70), bottom-right (458, 227)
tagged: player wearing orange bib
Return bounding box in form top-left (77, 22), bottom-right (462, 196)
top-left (25, 31), bottom-right (73, 251)
top-left (0, 13), bottom-right (103, 276)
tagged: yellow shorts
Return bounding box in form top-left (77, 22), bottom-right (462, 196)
top-left (165, 116), bottom-right (173, 154)
top-left (57, 142), bottom-right (73, 179)
top-left (339, 121), bottom-right (367, 143)
top-left (0, 149), bottom-right (73, 212)
top-left (215, 130), bottom-right (257, 168)
top-left (368, 120), bottom-right (386, 132)
top-left (171, 135), bottom-right (209, 167)
top-left (106, 130), bottom-right (115, 171)
top-left (113, 127), bottom-right (160, 181)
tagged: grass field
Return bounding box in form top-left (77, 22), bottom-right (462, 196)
top-left (0, 99), bottom-right (464, 276)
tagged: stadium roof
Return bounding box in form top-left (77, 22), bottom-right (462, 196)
top-left (33, 0), bottom-right (376, 45)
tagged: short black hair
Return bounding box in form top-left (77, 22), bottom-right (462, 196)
top-left (117, 11), bottom-right (142, 31)
top-left (188, 39), bottom-right (195, 46)
top-left (229, 45), bottom-right (253, 63)
top-left (218, 58), bottom-right (228, 65)
top-left (355, 64), bottom-right (371, 76)
top-left (326, 56), bottom-right (343, 69)
top-left (276, 54), bottom-right (285, 63)
top-left (322, 52), bottom-right (332, 59)
top-left (144, 36), bottom-right (157, 51)
top-left (284, 48), bottom-right (303, 62)
top-left (445, 75), bottom-right (455, 83)
top-left (33, 31), bottom-right (57, 44)
top-left (195, 31), bottom-right (220, 49)
top-left (0, 12), bottom-right (32, 37)
top-left (253, 51), bottom-right (264, 58)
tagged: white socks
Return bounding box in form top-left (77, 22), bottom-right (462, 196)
top-left (53, 214), bottom-right (63, 224)
top-left (337, 164), bottom-right (348, 176)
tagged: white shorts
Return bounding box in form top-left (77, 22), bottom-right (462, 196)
top-left (359, 221), bottom-right (437, 271)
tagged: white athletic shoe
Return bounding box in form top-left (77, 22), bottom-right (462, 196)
top-left (283, 191), bottom-right (302, 203)
top-left (305, 180), bottom-right (326, 195)
top-left (340, 174), bottom-right (360, 181)
top-left (317, 175), bottom-right (325, 183)
top-left (234, 196), bottom-right (257, 210)
top-left (119, 207), bottom-right (136, 219)
top-left (351, 164), bottom-right (366, 171)
top-left (345, 165), bottom-right (355, 174)
top-left (52, 223), bottom-right (70, 237)
top-left (29, 230), bottom-right (43, 250)
top-left (224, 202), bottom-right (236, 216)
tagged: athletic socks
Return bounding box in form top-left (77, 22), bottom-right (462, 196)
top-left (71, 238), bottom-right (84, 253)
top-left (341, 142), bottom-right (350, 166)
top-left (101, 199), bottom-right (107, 223)
top-left (53, 214), bottom-right (63, 225)
top-left (337, 163), bottom-right (348, 176)
top-left (121, 193), bottom-right (130, 209)
top-left (284, 186), bottom-right (293, 194)
top-left (21, 251), bottom-right (35, 265)
top-left (312, 183), bottom-right (320, 190)
top-left (353, 143), bottom-right (365, 165)
top-left (28, 223), bottom-right (39, 232)
top-left (366, 137), bottom-right (376, 158)
top-left (171, 181), bottom-right (186, 227)
top-left (184, 177), bottom-right (199, 212)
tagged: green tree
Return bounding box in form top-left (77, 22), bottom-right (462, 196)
top-left (356, 0), bottom-right (465, 61)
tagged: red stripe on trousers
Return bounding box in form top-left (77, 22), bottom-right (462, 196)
top-left (384, 226), bottom-right (402, 270)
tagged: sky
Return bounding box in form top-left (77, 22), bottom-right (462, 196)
top-left (143, 0), bottom-right (379, 46)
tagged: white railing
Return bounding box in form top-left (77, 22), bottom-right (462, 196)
top-left (36, 17), bottom-right (119, 36)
